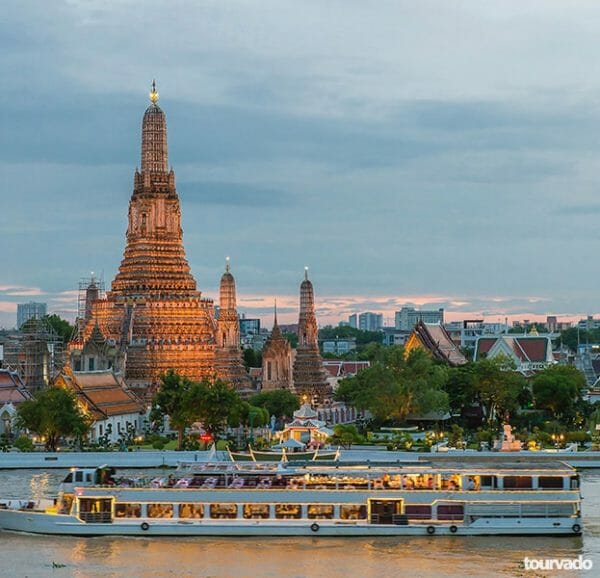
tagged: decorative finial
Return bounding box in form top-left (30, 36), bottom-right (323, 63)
top-left (149, 79), bottom-right (159, 104)
top-left (225, 256), bottom-right (230, 273)
top-left (274, 298), bottom-right (278, 324)
top-left (304, 266), bottom-right (309, 281)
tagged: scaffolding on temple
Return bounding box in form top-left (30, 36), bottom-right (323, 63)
top-left (75, 274), bottom-right (106, 341)
top-left (2, 317), bottom-right (65, 392)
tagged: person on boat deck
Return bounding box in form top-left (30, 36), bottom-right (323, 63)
top-left (467, 477), bottom-right (476, 491)
top-left (167, 474), bottom-right (176, 487)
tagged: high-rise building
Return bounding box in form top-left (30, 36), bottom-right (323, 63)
top-left (359, 312), bottom-right (383, 332)
top-left (348, 314), bottom-right (358, 329)
top-left (16, 302), bottom-right (47, 329)
top-left (395, 307), bottom-right (444, 331)
top-left (292, 269), bottom-right (331, 404)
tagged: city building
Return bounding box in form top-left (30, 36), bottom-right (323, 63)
top-left (395, 307), bottom-right (444, 331)
top-left (239, 316), bottom-right (261, 337)
top-left (404, 321), bottom-right (467, 366)
top-left (546, 316), bottom-right (572, 333)
top-left (381, 328), bottom-right (411, 347)
top-left (348, 314), bottom-right (358, 329)
top-left (292, 269), bottom-right (332, 404)
top-left (322, 360), bottom-right (370, 391)
top-left (444, 320), bottom-right (509, 352)
top-left (474, 335), bottom-right (555, 374)
top-left (54, 367), bottom-right (146, 444)
top-left (16, 302), bottom-right (47, 329)
top-left (577, 316), bottom-right (600, 331)
top-left (358, 312), bottom-right (383, 332)
top-left (320, 337), bottom-right (357, 356)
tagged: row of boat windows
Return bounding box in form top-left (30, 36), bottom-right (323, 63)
top-left (114, 502), bottom-right (369, 520)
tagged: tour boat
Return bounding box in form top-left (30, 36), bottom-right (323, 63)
top-left (0, 461), bottom-right (582, 536)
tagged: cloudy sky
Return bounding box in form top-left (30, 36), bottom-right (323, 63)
top-left (2, 1), bottom-right (600, 328)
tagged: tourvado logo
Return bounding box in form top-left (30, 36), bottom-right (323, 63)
top-left (523, 556), bottom-right (593, 572)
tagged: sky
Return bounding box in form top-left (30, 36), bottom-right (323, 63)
top-left (2, 1), bottom-right (600, 328)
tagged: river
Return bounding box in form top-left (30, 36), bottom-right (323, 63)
top-left (0, 469), bottom-right (598, 577)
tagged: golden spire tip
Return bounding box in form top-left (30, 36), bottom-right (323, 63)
top-left (150, 79), bottom-right (159, 104)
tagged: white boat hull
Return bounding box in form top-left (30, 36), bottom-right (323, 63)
top-left (0, 510), bottom-right (582, 537)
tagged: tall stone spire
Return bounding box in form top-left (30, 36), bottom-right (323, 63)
top-left (70, 85), bottom-right (217, 393)
top-left (141, 80), bottom-right (168, 175)
top-left (292, 269), bottom-right (331, 404)
top-left (215, 259), bottom-right (251, 391)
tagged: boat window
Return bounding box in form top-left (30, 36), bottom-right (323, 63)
top-left (75, 471), bottom-right (84, 483)
top-left (465, 476), bottom-right (480, 491)
top-left (63, 473), bottom-right (73, 483)
top-left (148, 503), bottom-right (174, 518)
top-left (210, 504), bottom-right (237, 519)
top-left (538, 476), bottom-right (564, 489)
top-left (404, 505), bottom-right (432, 520)
top-left (503, 476), bottom-right (532, 489)
top-left (307, 505), bottom-right (334, 519)
top-left (79, 498), bottom-right (113, 523)
top-left (570, 475), bottom-right (579, 489)
top-left (179, 504), bottom-right (204, 519)
top-left (437, 504), bottom-right (464, 521)
top-left (275, 504), bottom-right (302, 519)
top-left (85, 473), bottom-right (93, 483)
top-left (115, 503), bottom-right (142, 518)
top-left (479, 475), bottom-right (496, 489)
top-left (340, 505), bottom-right (367, 520)
top-left (58, 494), bottom-right (74, 515)
top-left (402, 475), bottom-right (434, 490)
top-left (243, 504), bottom-right (270, 519)
top-left (440, 474), bottom-right (461, 491)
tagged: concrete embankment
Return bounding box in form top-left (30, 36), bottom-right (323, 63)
top-left (1, 448), bottom-right (600, 469)
top-left (0, 450), bottom-right (220, 469)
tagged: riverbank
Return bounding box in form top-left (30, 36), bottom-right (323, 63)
top-left (2, 448), bottom-right (600, 469)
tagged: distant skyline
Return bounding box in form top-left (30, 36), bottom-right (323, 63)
top-left (3, 1), bottom-right (600, 328)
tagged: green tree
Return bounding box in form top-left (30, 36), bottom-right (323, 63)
top-left (44, 314), bottom-right (76, 343)
top-left (242, 348), bottom-right (262, 369)
top-left (249, 389), bottom-right (300, 419)
top-left (150, 370), bottom-right (197, 450)
top-left (335, 346), bottom-right (449, 423)
top-left (445, 363), bottom-right (477, 416)
top-left (532, 365), bottom-right (586, 423)
top-left (16, 387), bottom-right (91, 451)
top-left (329, 424), bottom-right (362, 449)
top-left (472, 357), bottom-right (527, 425)
top-left (283, 332), bottom-right (298, 348)
top-left (189, 376), bottom-right (242, 441)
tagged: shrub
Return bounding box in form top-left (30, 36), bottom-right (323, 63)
top-left (14, 435), bottom-right (35, 452)
top-left (152, 439), bottom-right (165, 450)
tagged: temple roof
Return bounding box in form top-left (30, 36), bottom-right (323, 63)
top-left (407, 321), bottom-right (467, 367)
top-left (56, 368), bottom-right (145, 420)
top-left (0, 369), bottom-right (32, 406)
top-left (475, 335), bottom-right (552, 364)
top-left (293, 402), bottom-right (318, 420)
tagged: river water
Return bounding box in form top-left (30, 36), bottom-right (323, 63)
top-left (0, 468), bottom-right (599, 577)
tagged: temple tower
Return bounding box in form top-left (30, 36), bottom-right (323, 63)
top-left (261, 302), bottom-right (293, 392)
top-left (70, 83), bottom-right (216, 393)
top-left (292, 268), bottom-right (331, 404)
top-left (214, 258), bottom-right (251, 391)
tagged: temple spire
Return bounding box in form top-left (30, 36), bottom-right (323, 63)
top-left (304, 266), bottom-right (309, 281)
top-left (226, 256), bottom-right (230, 273)
top-left (273, 299), bottom-right (278, 326)
top-left (141, 81), bottom-right (168, 174)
